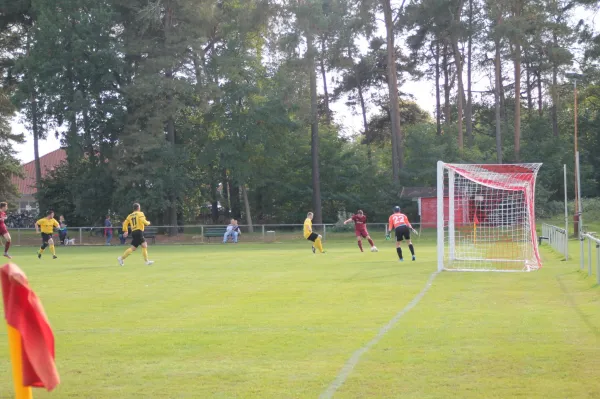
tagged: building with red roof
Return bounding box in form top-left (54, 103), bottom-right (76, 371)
top-left (11, 149), bottom-right (67, 213)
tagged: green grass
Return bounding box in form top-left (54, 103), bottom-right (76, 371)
top-left (0, 237), bottom-right (598, 398)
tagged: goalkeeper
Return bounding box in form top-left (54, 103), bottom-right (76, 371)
top-left (386, 206), bottom-right (417, 262)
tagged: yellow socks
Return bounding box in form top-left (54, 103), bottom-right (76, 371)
top-left (142, 247), bottom-right (149, 262)
top-left (122, 248), bottom-right (133, 259)
top-left (315, 237), bottom-right (324, 253)
top-left (49, 245), bottom-right (56, 256)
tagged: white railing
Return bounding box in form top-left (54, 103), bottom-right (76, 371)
top-left (541, 223), bottom-right (568, 260)
top-left (580, 233), bottom-right (600, 285)
top-left (3, 223), bottom-right (425, 247)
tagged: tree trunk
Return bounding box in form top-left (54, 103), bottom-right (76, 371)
top-left (494, 27), bottom-right (503, 164)
top-left (320, 38), bottom-right (331, 124)
top-left (443, 42), bottom-right (451, 125)
top-left (537, 70), bottom-right (543, 116)
top-left (210, 179), bottom-right (219, 224)
top-left (165, 104), bottom-right (178, 234)
top-left (526, 60), bottom-right (533, 116)
top-left (382, 0), bottom-right (403, 181)
top-left (230, 184), bottom-right (241, 220)
top-left (31, 94), bottom-right (42, 191)
top-left (357, 82), bottom-right (371, 164)
top-left (551, 33), bottom-right (559, 137)
top-left (451, 0), bottom-right (465, 152)
top-left (465, 0), bottom-right (473, 145)
top-left (307, 32), bottom-right (323, 224)
top-left (241, 185), bottom-right (253, 233)
top-left (26, 31), bottom-right (43, 198)
top-left (221, 168), bottom-right (230, 218)
top-left (435, 41), bottom-right (442, 136)
top-left (513, 44), bottom-right (521, 161)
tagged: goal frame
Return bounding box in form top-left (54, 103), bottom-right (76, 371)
top-left (436, 161), bottom-right (543, 272)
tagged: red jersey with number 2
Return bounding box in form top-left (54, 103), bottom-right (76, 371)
top-left (0, 211), bottom-right (7, 235)
top-left (388, 213), bottom-right (412, 230)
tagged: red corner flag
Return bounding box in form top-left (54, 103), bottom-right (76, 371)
top-left (473, 214), bottom-right (479, 225)
top-left (1, 263), bottom-right (60, 392)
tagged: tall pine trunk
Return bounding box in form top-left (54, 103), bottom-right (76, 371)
top-left (383, 0), bottom-right (403, 181)
top-left (537, 70), bottom-right (543, 116)
top-left (357, 82), bottom-right (371, 164)
top-left (435, 41), bottom-right (442, 136)
top-left (307, 32), bottom-right (323, 224)
top-left (494, 21), bottom-right (503, 164)
top-left (551, 33), bottom-right (559, 137)
top-left (164, 7), bottom-right (178, 235)
top-left (465, 0), bottom-right (473, 145)
top-left (443, 42), bottom-right (452, 125)
top-left (241, 185), bottom-right (253, 233)
top-left (526, 60), bottom-right (533, 116)
top-left (320, 38), bottom-right (331, 124)
top-left (450, 0), bottom-right (465, 151)
top-left (513, 45), bottom-right (521, 161)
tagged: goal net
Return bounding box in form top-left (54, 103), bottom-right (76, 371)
top-left (436, 161), bottom-right (543, 272)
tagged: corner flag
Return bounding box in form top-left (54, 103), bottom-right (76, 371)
top-left (1, 263), bottom-right (60, 397)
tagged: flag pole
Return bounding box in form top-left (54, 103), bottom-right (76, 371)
top-left (7, 324), bottom-right (33, 399)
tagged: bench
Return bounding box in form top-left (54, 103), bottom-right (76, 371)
top-left (144, 227), bottom-right (158, 244)
top-left (120, 227), bottom-right (158, 245)
top-left (204, 227), bottom-right (227, 243)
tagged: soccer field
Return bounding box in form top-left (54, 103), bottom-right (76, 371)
top-left (0, 238), bottom-right (599, 398)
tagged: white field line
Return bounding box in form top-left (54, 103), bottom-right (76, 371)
top-left (319, 270), bottom-right (440, 399)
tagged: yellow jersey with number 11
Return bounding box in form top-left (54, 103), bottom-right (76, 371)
top-left (123, 211), bottom-right (150, 232)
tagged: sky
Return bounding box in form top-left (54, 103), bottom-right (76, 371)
top-left (11, 5), bottom-right (599, 164)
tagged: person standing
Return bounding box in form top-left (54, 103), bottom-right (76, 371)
top-left (117, 203), bottom-right (154, 266)
top-left (344, 210), bottom-right (377, 252)
top-left (0, 202), bottom-right (12, 258)
top-left (104, 215), bottom-right (113, 246)
top-left (386, 206), bottom-right (417, 262)
top-left (304, 212), bottom-right (324, 254)
top-left (36, 210), bottom-right (60, 259)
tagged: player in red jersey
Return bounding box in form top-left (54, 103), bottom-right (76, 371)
top-left (0, 202), bottom-right (12, 258)
top-left (344, 210), bottom-right (377, 252)
top-left (386, 206), bottom-right (417, 261)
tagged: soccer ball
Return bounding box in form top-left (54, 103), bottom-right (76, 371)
top-left (370, 246), bottom-right (378, 252)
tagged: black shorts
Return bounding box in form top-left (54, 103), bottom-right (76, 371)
top-left (131, 230), bottom-right (146, 248)
top-left (41, 233), bottom-right (53, 243)
top-left (306, 232), bottom-right (319, 242)
top-left (395, 225), bottom-right (410, 242)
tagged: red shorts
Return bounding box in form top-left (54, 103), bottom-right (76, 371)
top-left (0, 225), bottom-right (8, 236)
top-left (355, 228), bottom-right (368, 238)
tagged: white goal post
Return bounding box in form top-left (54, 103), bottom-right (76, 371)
top-left (436, 161), bottom-right (543, 272)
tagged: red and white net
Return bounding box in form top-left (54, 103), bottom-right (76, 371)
top-left (438, 163), bottom-right (542, 272)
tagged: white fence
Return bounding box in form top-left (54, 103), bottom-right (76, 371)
top-left (3, 223), bottom-right (424, 247)
top-left (541, 223), bottom-right (569, 260)
top-left (580, 233), bottom-right (600, 285)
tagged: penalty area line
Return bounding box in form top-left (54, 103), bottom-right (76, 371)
top-left (319, 270), bottom-right (440, 399)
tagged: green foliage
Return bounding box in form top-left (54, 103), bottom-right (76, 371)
top-left (3, 0), bottom-right (600, 226)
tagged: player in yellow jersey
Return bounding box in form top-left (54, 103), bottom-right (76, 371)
top-left (117, 203), bottom-right (154, 266)
top-left (36, 210), bottom-right (60, 259)
top-left (303, 212), bottom-right (324, 254)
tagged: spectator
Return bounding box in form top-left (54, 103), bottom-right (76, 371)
top-left (104, 215), bottom-right (113, 246)
top-left (223, 219), bottom-right (241, 244)
top-left (58, 222), bottom-right (68, 245)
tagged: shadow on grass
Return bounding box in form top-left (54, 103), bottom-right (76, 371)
top-left (556, 271), bottom-right (600, 338)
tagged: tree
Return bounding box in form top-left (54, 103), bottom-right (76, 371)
top-left (382, 0), bottom-right (404, 183)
